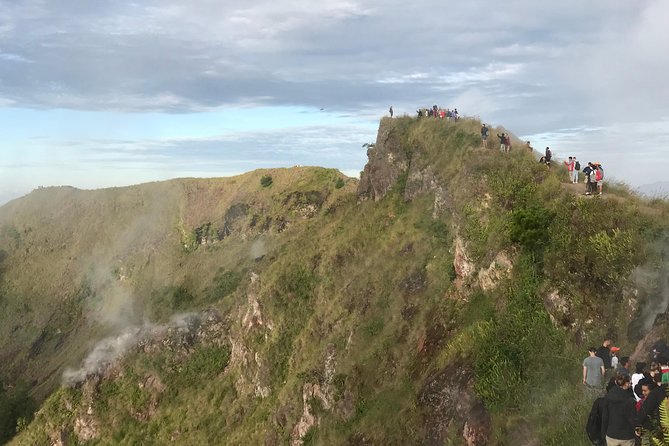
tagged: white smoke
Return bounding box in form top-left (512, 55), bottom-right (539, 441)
top-left (633, 234), bottom-right (669, 335)
top-left (62, 313), bottom-right (201, 386)
top-left (62, 326), bottom-right (143, 386)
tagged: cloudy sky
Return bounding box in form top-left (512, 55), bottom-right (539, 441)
top-left (1, 0), bottom-right (668, 204)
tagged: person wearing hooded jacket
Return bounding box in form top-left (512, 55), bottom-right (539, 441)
top-left (601, 374), bottom-right (636, 446)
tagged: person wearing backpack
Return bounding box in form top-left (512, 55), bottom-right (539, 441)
top-left (573, 157), bottom-right (581, 183)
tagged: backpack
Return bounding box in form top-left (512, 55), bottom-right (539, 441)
top-left (596, 168), bottom-right (603, 182)
top-left (575, 161), bottom-right (581, 171)
top-left (586, 397), bottom-right (605, 444)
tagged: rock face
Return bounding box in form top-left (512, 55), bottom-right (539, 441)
top-left (419, 364), bottom-right (490, 446)
top-left (358, 122), bottom-right (410, 201)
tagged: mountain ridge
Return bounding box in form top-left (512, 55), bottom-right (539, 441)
top-left (2, 117), bottom-right (669, 445)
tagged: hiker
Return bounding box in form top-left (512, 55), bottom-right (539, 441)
top-left (587, 395), bottom-right (608, 446)
top-left (453, 108), bottom-right (459, 121)
top-left (526, 141), bottom-right (533, 152)
top-left (564, 156), bottom-right (575, 182)
top-left (601, 374), bottom-right (636, 446)
top-left (573, 157), bottom-right (581, 183)
top-left (618, 357), bottom-right (631, 377)
top-left (433, 105), bottom-right (438, 118)
top-left (596, 340), bottom-right (613, 371)
top-left (611, 346), bottom-right (620, 370)
top-left (481, 124), bottom-right (489, 148)
top-left (544, 147), bottom-right (552, 168)
top-left (583, 162), bottom-right (596, 195)
top-left (631, 363), bottom-right (646, 402)
top-left (595, 163), bottom-right (605, 195)
top-left (635, 372), bottom-right (666, 436)
top-left (389, 106), bottom-right (393, 118)
top-left (497, 133), bottom-right (506, 152)
top-left (504, 134), bottom-right (511, 153)
top-left (584, 346), bottom-right (606, 389)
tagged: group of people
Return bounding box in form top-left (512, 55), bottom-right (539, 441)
top-left (584, 339), bottom-right (669, 445)
top-left (480, 124), bottom-right (534, 154)
top-left (563, 157), bottom-right (605, 195)
top-left (415, 105), bottom-right (459, 120)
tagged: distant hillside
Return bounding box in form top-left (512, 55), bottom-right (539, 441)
top-left (3, 117), bottom-right (669, 446)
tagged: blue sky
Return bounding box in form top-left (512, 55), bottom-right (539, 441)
top-left (1, 0), bottom-right (668, 204)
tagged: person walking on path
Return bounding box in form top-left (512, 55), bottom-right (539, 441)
top-left (597, 340), bottom-right (613, 371)
top-left (585, 346), bottom-right (606, 389)
top-left (504, 134), bottom-right (511, 152)
top-left (601, 374), bottom-right (637, 446)
top-left (481, 124), bottom-right (489, 148)
top-left (389, 106), bottom-right (393, 118)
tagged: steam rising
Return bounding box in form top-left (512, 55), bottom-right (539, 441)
top-left (634, 235), bottom-right (669, 334)
top-left (62, 327), bottom-right (143, 386)
top-left (62, 313), bottom-right (200, 386)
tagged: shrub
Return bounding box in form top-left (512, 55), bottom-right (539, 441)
top-left (260, 175), bottom-right (273, 188)
top-left (335, 177), bottom-right (346, 189)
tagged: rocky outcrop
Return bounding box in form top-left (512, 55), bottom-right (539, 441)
top-left (358, 123), bottom-right (410, 201)
top-left (478, 251), bottom-right (513, 291)
top-left (454, 236), bottom-right (475, 288)
top-left (419, 364), bottom-right (490, 445)
top-left (290, 345), bottom-right (337, 446)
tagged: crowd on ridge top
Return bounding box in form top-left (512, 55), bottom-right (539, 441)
top-left (583, 339), bottom-right (669, 445)
top-left (387, 107), bottom-right (608, 195)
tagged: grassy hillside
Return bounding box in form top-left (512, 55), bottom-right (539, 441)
top-left (3, 117), bottom-right (669, 445)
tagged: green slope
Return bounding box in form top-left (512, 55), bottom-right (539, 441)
top-left (3, 117), bottom-right (669, 445)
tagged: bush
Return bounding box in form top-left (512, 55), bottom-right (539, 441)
top-left (335, 177), bottom-right (346, 189)
top-left (509, 203), bottom-right (554, 253)
top-left (260, 175), bottom-right (273, 188)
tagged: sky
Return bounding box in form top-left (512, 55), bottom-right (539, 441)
top-left (1, 0), bottom-right (668, 204)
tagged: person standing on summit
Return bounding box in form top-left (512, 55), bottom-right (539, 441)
top-left (481, 124), bottom-right (489, 148)
top-left (544, 147), bottom-right (552, 168)
top-left (389, 106), bottom-right (393, 118)
top-left (564, 157), bottom-right (575, 182)
top-left (497, 133), bottom-right (506, 152)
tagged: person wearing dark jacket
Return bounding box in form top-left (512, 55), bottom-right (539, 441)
top-left (596, 340), bottom-right (613, 370)
top-left (601, 374), bottom-right (636, 445)
top-left (635, 373), bottom-right (667, 432)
